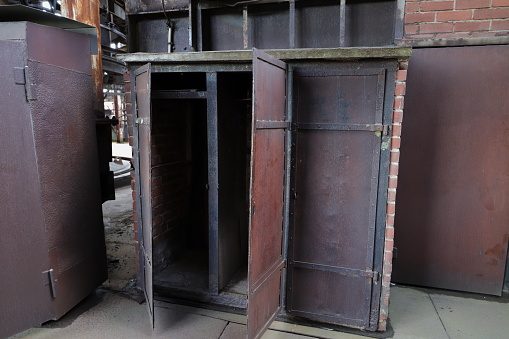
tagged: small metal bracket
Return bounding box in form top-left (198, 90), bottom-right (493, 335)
top-left (383, 125), bottom-right (390, 136)
top-left (135, 117), bottom-right (150, 126)
top-left (14, 66), bottom-right (37, 101)
top-left (13, 67), bottom-right (25, 85)
top-left (42, 269), bottom-right (57, 298)
top-left (373, 271), bottom-right (381, 283)
top-left (366, 270), bottom-right (381, 283)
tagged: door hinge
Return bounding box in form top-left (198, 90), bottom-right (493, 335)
top-left (42, 269), bottom-right (57, 298)
top-left (14, 66), bottom-right (37, 101)
top-left (136, 117), bottom-right (150, 126)
top-left (367, 270), bottom-right (381, 283)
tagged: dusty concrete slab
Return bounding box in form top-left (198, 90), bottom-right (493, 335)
top-left (11, 292), bottom-right (229, 339)
top-left (219, 322), bottom-right (246, 339)
top-left (219, 322), bottom-right (321, 339)
top-left (269, 321), bottom-right (367, 339)
top-left (154, 305), bottom-right (228, 338)
top-left (102, 185), bottom-right (134, 223)
top-left (102, 185), bottom-right (136, 291)
top-left (12, 292), bottom-right (154, 338)
top-left (389, 286), bottom-right (448, 339)
top-left (430, 292), bottom-right (509, 339)
top-left (154, 301), bottom-right (246, 324)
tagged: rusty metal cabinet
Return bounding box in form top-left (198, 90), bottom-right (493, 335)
top-left (121, 46), bottom-right (408, 337)
top-left (0, 19), bottom-right (107, 338)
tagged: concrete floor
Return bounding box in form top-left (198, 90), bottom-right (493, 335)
top-left (9, 286), bottom-right (509, 339)
top-left (9, 155), bottom-right (509, 339)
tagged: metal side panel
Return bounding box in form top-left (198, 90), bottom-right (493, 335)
top-left (134, 63), bottom-right (154, 327)
top-left (0, 39), bottom-right (55, 339)
top-left (247, 49), bottom-right (287, 339)
top-left (27, 52), bottom-right (107, 318)
top-left (392, 45), bottom-right (509, 296)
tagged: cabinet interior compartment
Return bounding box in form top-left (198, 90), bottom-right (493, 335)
top-left (247, 2), bottom-right (290, 50)
top-left (201, 7), bottom-right (244, 51)
top-left (344, 0), bottom-right (396, 47)
top-left (127, 0), bottom-right (400, 53)
top-left (129, 12), bottom-right (192, 53)
top-left (150, 71), bottom-right (253, 308)
top-left (294, 0), bottom-right (342, 48)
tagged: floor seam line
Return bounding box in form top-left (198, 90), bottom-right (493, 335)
top-left (428, 293), bottom-right (451, 339)
top-left (218, 321), bottom-right (230, 339)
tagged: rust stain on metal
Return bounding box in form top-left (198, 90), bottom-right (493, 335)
top-left (61, 0), bottom-right (103, 110)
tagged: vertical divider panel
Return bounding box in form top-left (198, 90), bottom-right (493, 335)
top-left (207, 72), bottom-right (220, 294)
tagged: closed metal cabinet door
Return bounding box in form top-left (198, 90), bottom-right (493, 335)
top-left (287, 62), bottom-right (394, 330)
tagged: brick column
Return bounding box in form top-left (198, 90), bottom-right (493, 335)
top-left (378, 61), bottom-right (408, 331)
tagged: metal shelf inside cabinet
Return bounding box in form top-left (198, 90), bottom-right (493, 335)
top-left (152, 90), bottom-right (208, 99)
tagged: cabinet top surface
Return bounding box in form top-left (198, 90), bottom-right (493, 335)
top-left (117, 47), bottom-right (412, 64)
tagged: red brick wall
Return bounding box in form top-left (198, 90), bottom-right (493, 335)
top-left (405, 0), bottom-right (509, 39)
top-left (124, 74), bottom-right (190, 276)
top-left (378, 61), bottom-right (408, 331)
top-left (150, 102), bottom-right (191, 272)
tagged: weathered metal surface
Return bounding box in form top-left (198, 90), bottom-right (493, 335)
top-left (394, 0), bottom-right (406, 42)
top-left (207, 71), bottom-right (220, 294)
top-left (287, 65), bottom-right (387, 329)
top-left (0, 19), bottom-right (106, 333)
top-left (117, 47), bottom-right (412, 63)
top-left (127, 0), bottom-right (401, 52)
top-left (345, 0), bottom-right (395, 47)
top-left (134, 63), bottom-right (155, 325)
top-left (0, 5), bottom-right (97, 37)
top-left (126, 0), bottom-right (189, 15)
top-left (247, 49), bottom-right (287, 339)
top-left (0, 39), bottom-right (55, 339)
top-left (247, 3), bottom-right (289, 49)
top-left (28, 50), bottom-right (106, 320)
top-left (505, 251), bottom-right (509, 291)
top-left (392, 45), bottom-right (509, 296)
top-left (26, 22), bottom-right (92, 74)
top-left (61, 0), bottom-right (103, 110)
top-left (201, 7), bottom-right (244, 51)
top-left (294, 1), bottom-right (341, 48)
top-left (133, 15), bottom-right (192, 53)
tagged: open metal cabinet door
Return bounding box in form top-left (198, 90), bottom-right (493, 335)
top-left (133, 63), bottom-right (154, 327)
top-left (247, 49), bottom-right (288, 339)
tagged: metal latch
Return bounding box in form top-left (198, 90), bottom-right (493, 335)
top-left (136, 117), bottom-right (150, 126)
top-left (42, 269), bottom-right (57, 298)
